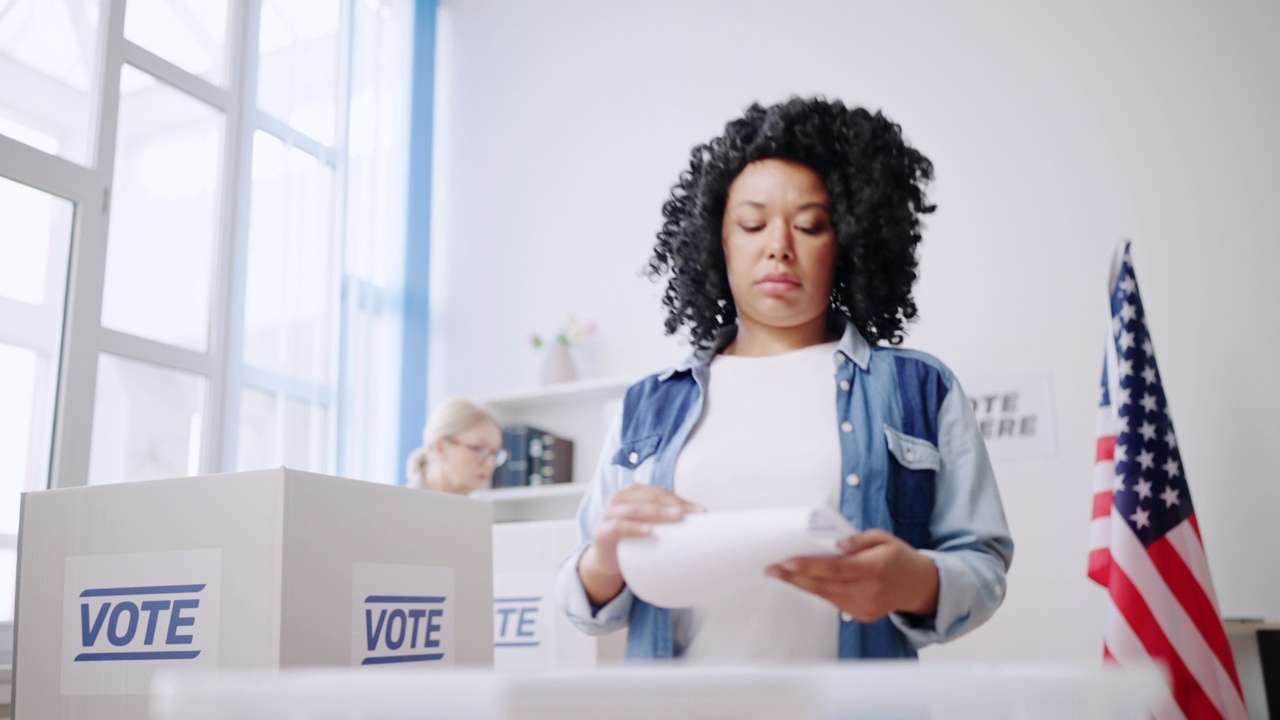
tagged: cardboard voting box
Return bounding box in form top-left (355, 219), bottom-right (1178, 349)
top-left (13, 468), bottom-right (494, 719)
top-left (491, 520), bottom-right (624, 669)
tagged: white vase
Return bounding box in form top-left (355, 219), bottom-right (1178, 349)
top-left (540, 343), bottom-right (578, 385)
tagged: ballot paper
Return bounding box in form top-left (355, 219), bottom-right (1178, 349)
top-left (616, 506), bottom-right (858, 609)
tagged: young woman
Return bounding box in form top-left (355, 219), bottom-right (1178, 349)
top-left (405, 397), bottom-right (506, 495)
top-left (556, 97), bottom-right (1013, 661)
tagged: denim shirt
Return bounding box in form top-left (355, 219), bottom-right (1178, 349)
top-left (555, 322), bottom-right (1014, 660)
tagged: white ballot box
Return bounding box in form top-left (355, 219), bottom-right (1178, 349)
top-left (492, 520), bottom-right (624, 669)
top-left (150, 662), bottom-right (1174, 720)
top-left (13, 469), bottom-right (494, 720)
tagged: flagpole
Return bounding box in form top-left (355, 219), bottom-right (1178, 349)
top-left (1108, 239), bottom-right (1130, 292)
top-left (1102, 240), bottom-right (1129, 427)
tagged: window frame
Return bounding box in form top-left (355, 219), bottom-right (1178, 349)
top-left (0, 0), bottom-right (420, 656)
top-left (27, 0), bottom-right (362, 490)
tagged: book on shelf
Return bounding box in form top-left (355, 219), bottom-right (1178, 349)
top-left (492, 425), bottom-right (574, 489)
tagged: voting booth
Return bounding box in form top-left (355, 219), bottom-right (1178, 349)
top-left (492, 520), bottom-right (624, 669)
top-left (12, 468), bottom-right (494, 720)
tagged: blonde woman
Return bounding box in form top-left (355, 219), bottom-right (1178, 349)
top-left (405, 398), bottom-right (507, 494)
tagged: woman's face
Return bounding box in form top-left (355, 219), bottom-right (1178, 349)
top-left (437, 421), bottom-right (503, 495)
top-left (721, 159), bottom-right (837, 335)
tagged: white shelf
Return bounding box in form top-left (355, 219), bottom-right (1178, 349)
top-left (479, 376), bottom-right (635, 413)
top-left (474, 483), bottom-right (588, 523)
top-left (476, 376), bottom-right (633, 522)
top-left (473, 482), bottom-right (586, 503)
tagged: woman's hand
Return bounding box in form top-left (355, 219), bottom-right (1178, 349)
top-left (766, 529), bottom-right (939, 623)
top-left (578, 485), bottom-right (703, 606)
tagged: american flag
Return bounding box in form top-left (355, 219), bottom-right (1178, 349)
top-left (1089, 242), bottom-right (1246, 719)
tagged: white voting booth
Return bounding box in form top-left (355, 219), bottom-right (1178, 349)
top-left (13, 469), bottom-right (494, 720)
top-left (491, 520), bottom-right (625, 669)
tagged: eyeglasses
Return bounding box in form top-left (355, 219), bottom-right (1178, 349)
top-left (444, 436), bottom-right (508, 466)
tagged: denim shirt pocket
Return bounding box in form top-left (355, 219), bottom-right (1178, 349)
top-left (882, 425), bottom-right (940, 548)
top-left (612, 433), bottom-right (661, 470)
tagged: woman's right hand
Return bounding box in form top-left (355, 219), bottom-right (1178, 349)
top-left (578, 484), bottom-right (703, 606)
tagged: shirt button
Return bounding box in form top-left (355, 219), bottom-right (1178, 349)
top-left (845, 473), bottom-right (860, 487)
top-left (839, 380), bottom-right (850, 391)
top-left (841, 422), bottom-right (853, 433)
top-left (904, 450), bottom-right (915, 462)
top-left (840, 611), bottom-right (854, 622)
top-left (628, 452), bottom-right (639, 464)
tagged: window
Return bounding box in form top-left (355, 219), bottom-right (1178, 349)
top-left (0, 0), bottom-right (417, 638)
top-left (0, 176), bottom-right (75, 622)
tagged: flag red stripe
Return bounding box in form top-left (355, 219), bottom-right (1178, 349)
top-left (1189, 513), bottom-right (1203, 542)
top-left (1088, 547), bottom-right (1112, 587)
top-left (1147, 535), bottom-right (1244, 698)
top-left (1096, 435), bottom-right (1116, 462)
top-left (1092, 491), bottom-right (1113, 520)
top-left (1108, 562), bottom-right (1225, 720)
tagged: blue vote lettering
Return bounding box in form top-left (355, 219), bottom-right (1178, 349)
top-left (494, 597), bottom-right (541, 647)
top-left (495, 606), bottom-right (539, 639)
top-left (496, 606), bottom-right (517, 637)
top-left (80, 598), bottom-right (200, 647)
top-left (107, 602), bottom-right (139, 646)
top-left (167, 599), bottom-right (198, 644)
top-left (74, 584), bottom-right (206, 661)
top-left (425, 608), bottom-right (443, 648)
top-left (385, 609), bottom-right (406, 650)
top-left (366, 606), bottom-right (445, 651)
top-left (516, 606), bottom-right (537, 638)
top-left (81, 603), bottom-right (110, 647)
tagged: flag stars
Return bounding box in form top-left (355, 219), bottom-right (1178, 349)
top-left (1134, 477), bottom-right (1153, 500)
top-left (1140, 393), bottom-right (1159, 414)
top-left (1103, 255), bottom-right (1194, 541)
top-left (1139, 421), bottom-right (1157, 442)
top-left (1129, 506), bottom-right (1151, 530)
top-left (1136, 449), bottom-right (1155, 470)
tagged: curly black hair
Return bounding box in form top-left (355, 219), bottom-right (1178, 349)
top-left (647, 97), bottom-right (935, 348)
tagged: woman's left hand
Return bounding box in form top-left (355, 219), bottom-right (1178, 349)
top-left (766, 529), bottom-right (940, 623)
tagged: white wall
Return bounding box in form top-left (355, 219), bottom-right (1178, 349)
top-left (427, 0), bottom-right (1280, 662)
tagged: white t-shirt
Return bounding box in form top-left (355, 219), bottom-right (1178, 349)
top-left (671, 340), bottom-right (843, 661)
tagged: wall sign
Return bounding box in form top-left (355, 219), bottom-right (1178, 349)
top-left (962, 373), bottom-right (1057, 461)
top-left (62, 549), bottom-right (222, 695)
top-left (351, 563), bottom-right (455, 666)
top-left (493, 573), bottom-right (554, 668)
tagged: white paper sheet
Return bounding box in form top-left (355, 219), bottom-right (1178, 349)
top-left (616, 506), bottom-right (858, 609)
